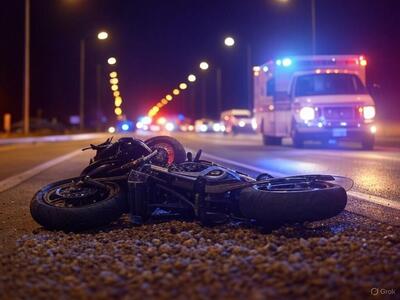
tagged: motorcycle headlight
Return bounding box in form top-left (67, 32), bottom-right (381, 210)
top-left (299, 107), bottom-right (315, 121)
top-left (363, 106), bottom-right (375, 120)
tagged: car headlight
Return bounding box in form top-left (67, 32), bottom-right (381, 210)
top-left (251, 118), bottom-right (257, 130)
top-left (212, 123), bottom-right (221, 132)
top-left (299, 107), bottom-right (315, 121)
top-left (199, 124), bottom-right (208, 132)
top-left (165, 122), bottom-right (175, 131)
top-left (363, 106), bottom-right (375, 120)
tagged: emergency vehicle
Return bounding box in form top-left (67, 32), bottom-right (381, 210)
top-left (220, 109), bottom-right (256, 134)
top-left (253, 55), bottom-right (376, 149)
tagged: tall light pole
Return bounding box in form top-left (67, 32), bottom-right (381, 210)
top-left (277, 0), bottom-right (317, 54)
top-left (246, 44), bottom-right (252, 111)
top-left (199, 61), bottom-right (209, 118)
top-left (23, 0), bottom-right (30, 134)
top-left (79, 39), bottom-right (85, 131)
top-left (311, 0), bottom-right (316, 54)
top-left (223, 36), bottom-right (253, 111)
top-left (79, 31), bottom-right (108, 131)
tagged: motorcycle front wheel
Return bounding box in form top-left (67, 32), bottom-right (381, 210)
top-left (238, 180), bottom-right (347, 226)
top-left (30, 177), bottom-right (126, 231)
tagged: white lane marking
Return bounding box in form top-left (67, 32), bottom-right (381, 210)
top-left (0, 133), bottom-right (108, 146)
top-left (0, 150), bottom-right (82, 193)
top-left (193, 149), bottom-right (400, 211)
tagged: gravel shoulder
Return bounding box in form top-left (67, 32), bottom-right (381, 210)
top-left (1, 212), bottom-right (399, 300)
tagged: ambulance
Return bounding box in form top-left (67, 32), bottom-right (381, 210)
top-left (253, 55), bottom-right (377, 149)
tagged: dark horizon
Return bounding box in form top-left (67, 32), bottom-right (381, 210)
top-left (1, 0), bottom-right (400, 127)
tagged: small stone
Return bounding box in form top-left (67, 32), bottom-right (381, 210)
top-left (299, 238), bottom-right (310, 248)
top-left (318, 237), bottom-right (328, 246)
top-left (266, 243), bottom-right (277, 251)
top-left (182, 238), bottom-right (197, 247)
top-left (159, 243), bottom-right (172, 254)
top-left (288, 252), bottom-right (301, 263)
top-left (151, 238), bottom-right (161, 246)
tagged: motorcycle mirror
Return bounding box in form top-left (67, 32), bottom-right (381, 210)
top-left (194, 149), bottom-right (202, 162)
top-left (187, 152), bottom-right (193, 162)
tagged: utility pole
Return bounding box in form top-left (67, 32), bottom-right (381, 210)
top-left (311, 0), bottom-right (316, 54)
top-left (201, 77), bottom-right (207, 118)
top-left (246, 44), bottom-right (252, 112)
top-left (216, 67), bottom-right (222, 115)
top-left (79, 39), bottom-right (86, 131)
top-left (96, 64), bottom-right (102, 132)
top-left (23, 0), bottom-right (30, 134)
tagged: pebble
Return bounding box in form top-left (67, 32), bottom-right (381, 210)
top-left (1, 213), bottom-right (399, 300)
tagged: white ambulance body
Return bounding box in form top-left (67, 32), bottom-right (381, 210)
top-left (253, 55), bottom-right (376, 149)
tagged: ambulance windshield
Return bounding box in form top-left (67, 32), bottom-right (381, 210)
top-left (294, 74), bottom-right (367, 97)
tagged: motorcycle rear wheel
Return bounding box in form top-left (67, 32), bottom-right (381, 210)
top-left (238, 180), bottom-right (347, 226)
top-left (30, 177), bottom-right (126, 231)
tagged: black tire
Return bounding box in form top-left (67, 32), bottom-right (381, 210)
top-left (30, 178), bottom-right (126, 231)
top-left (361, 135), bottom-right (375, 150)
top-left (262, 135), bottom-right (282, 146)
top-left (292, 131), bottom-right (304, 148)
top-left (238, 183), bottom-right (347, 226)
top-left (145, 136), bottom-right (186, 164)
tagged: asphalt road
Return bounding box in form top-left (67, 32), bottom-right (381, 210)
top-left (0, 132), bottom-right (399, 298)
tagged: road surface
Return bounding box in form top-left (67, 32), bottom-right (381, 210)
top-left (0, 132), bottom-right (399, 299)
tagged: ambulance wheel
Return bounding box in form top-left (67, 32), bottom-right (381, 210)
top-left (292, 131), bottom-right (304, 148)
top-left (262, 135), bottom-right (282, 146)
top-left (361, 136), bottom-right (375, 150)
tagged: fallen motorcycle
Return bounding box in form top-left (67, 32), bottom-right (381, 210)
top-left (30, 136), bottom-right (352, 231)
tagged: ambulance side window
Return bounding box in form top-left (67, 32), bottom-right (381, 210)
top-left (266, 78), bottom-right (275, 96)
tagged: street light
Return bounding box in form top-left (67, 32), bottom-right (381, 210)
top-left (79, 31), bottom-right (110, 131)
top-left (166, 94), bottom-right (173, 101)
top-left (97, 31), bottom-right (109, 40)
top-left (179, 83), bottom-right (188, 90)
top-left (224, 36), bottom-right (235, 47)
top-left (114, 107), bottom-right (122, 116)
top-left (107, 57), bottom-right (117, 65)
top-left (110, 78), bottom-right (118, 85)
top-left (199, 61), bottom-right (209, 70)
top-left (114, 97), bottom-right (122, 107)
top-left (188, 74), bottom-right (196, 82)
top-left (109, 71), bottom-right (117, 78)
top-left (173, 89), bottom-right (180, 95)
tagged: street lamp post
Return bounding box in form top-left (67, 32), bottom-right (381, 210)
top-left (311, 0), bottom-right (316, 54)
top-left (277, 0), bottom-right (317, 54)
top-left (246, 44), bottom-right (252, 111)
top-left (96, 64), bottom-right (103, 132)
top-left (79, 39), bottom-right (85, 131)
top-left (223, 36), bottom-right (253, 111)
top-left (23, 0), bottom-right (30, 134)
top-left (199, 61), bottom-right (209, 118)
top-left (79, 32), bottom-right (109, 131)
top-left (216, 68), bottom-right (222, 113)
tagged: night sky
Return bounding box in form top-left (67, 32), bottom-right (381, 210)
top-left (1, 0), bottom-right (400, 128)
